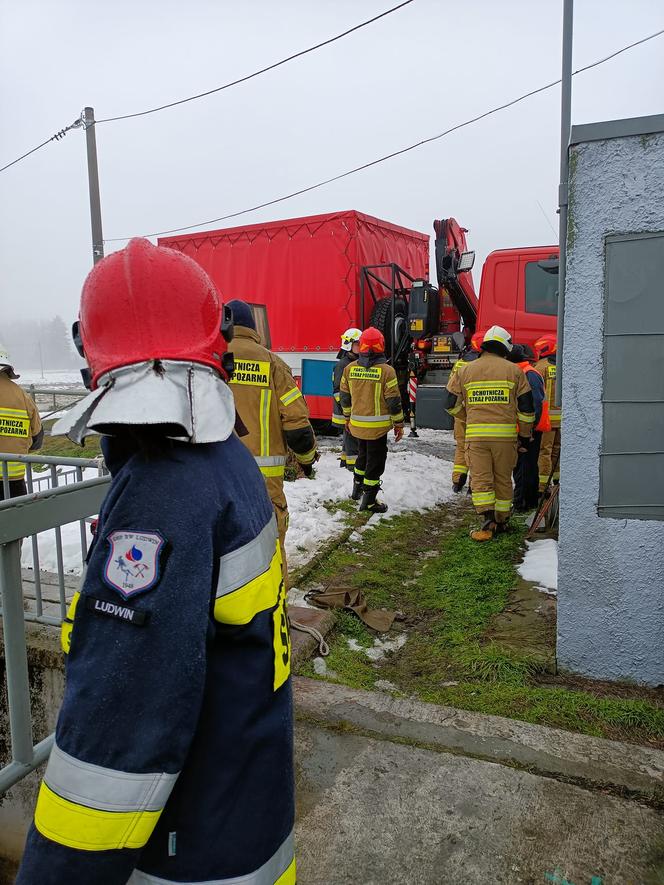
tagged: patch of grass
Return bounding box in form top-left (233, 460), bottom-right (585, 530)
top-left (295, 504), bottom-right (664, 747)
top-left (35, 420), bottom-right (101, 464)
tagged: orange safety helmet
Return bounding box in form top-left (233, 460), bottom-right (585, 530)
top-left (73, 238), bottom-right (234, 389)
top-left (470, 330), bottom-right (485, 352)
top-left (359, 326), bottom-right (385, 354)
top-left (534, 334), bottom-right (557, 360)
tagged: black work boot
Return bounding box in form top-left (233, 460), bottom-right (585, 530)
top-left (351, 475), bottom-right (364, 501)
top-left (452, 473), bottom-right (468, 493)
top-left (359, 484), bottom-right (388, 514)
top-left (470, 511), bottom-right (497, 542)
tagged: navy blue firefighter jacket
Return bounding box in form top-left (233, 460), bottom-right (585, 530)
top-left (16, 432), bottom-right (295, 885)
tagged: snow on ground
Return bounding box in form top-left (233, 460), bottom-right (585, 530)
top-left (21, 468), bottom-right (103, 575)
top-left (21, 443), bottom-right (455, 579)
top-left (19, 370), bottom-right (84, 387)
top-left (517, 539), bottom-right (558, 595)
top-left (284, 448), bottom-right (454, 570)
top-left (347, 633), bottom-right (407, 661)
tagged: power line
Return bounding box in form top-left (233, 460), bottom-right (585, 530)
top-left (96, 0), bottom-right (416, 124)
top-left (105, 26), bottom-right (664, 243)
top-left (0, 1), bottom-right (416, 175)
top-left (0, 117), bottom-right (84, 174)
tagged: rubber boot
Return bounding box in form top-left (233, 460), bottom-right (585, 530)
top-left (470, 511), bottom-right (497, 542)
top-left (351, 475), bottom-right (364, 501)
top-left (339, 457), bottom-right (347, 469)
top-left (359, 484), bottom-right (388, 514)
top-left (452, 472), bottom-right (468, 493)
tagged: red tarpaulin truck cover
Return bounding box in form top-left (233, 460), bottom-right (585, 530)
top-left (159, 210), bottom-right (429, 417)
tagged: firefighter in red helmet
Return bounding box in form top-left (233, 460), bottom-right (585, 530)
top-left (534, 334), bottom-right (561, 492)
top-left (17, 239), bottom-right (295, 885)
top-left (339, 327), bottom-right (404, 513)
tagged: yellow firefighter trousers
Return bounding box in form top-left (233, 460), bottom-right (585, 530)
top-left (466, 440), bottom-right (518, 523)
top-left (452, 419), bottom-right (468, 483)
top-left (538, 428), bottom-right (561, 491)
top-left (266, 476), bottom-right (290, 589)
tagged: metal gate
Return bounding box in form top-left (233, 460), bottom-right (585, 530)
top-left (0, 453), bottom-right (110, 793)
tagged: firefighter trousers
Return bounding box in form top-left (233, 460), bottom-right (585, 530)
top-left (538, 427), bottom-right (561, 491)
top-left (466, 439), bottom-right (518, 523)
top-left (452, 419), bottom-right (467, 482)
top-left (266, 476), bottom-right (290, 589)
top-left (341, 427), bottom-right (359, 470)
top-left (355, 435), bottom-right (388, 487)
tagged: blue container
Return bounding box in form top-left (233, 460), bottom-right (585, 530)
top-left (301, 359), bottom-right (335, 397)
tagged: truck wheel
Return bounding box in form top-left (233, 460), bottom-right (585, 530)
top-left (369, 297), bottom-right (409, 366)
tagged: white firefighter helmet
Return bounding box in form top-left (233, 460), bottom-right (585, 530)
top-left (0, 346), bottom-right (19, 379)
top-left (340, 328), bottom-right (362, 351)
top-left (481, 325), bottom-right (513, 353)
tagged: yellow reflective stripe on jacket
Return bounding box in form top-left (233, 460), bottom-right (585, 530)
top-left (259, 389), bottom-right (272, 457)
top-left (60, 591), bottom-right (81, 654)
top-left (466, 423), bottom-right (517, 439)
top-left (331, 414), bottom-right (346, 425)
top-left (0, 407), bottom-right (30, 438)
top-left (231, 359), bottom-right (271, 386)
top-left (280, 387), bottom-right (302, 407)
top-left (34, 782), bottom-right (161, 851)
top-left (350, 415), bottom-right (392, 429)
top-left (464, 380), bottom-right (515, 390)
top-left (385, 377), bottom-right (399, 391)
top-left (213, 546), bottom-right (282, 625)
top-left (3, 461), bottom-right (26, 479)
top-left (447, 402), bottom-right (463, 416)
top-left (391, 411), bottom-right (404, 424)
top-left (255, 456), bottom-right (286, 478)
top-left (374, 382), bottom-right (381, 416)
top-left (44, 742), bottom-right (177, 814)
top-left (517, 411), bottom-right (535, 423)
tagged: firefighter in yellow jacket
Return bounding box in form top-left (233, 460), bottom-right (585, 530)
top-left (0, 347), bottom-right (43, 498)
top-left (339, 327), bottom-right (404, 514)
top-left (534, 334), bottom-right (561, 492)
top-left (227, 301), bottom-right (317, 576)
top-left (444, 325), bottom-right (535, 541)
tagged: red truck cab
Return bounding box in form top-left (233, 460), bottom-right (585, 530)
top-left (477, 246), bottom-right (559, 349)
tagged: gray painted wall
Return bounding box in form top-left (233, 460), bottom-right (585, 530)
top-left (558, 128), bottom-right (664, 686)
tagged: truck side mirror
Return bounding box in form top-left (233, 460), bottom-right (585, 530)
top-left (537, 259), bottom-right (559, 274)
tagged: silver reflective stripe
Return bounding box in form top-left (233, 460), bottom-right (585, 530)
top-left (44, 742), bottom-right (178, 813)
top-left (254, 456), bottom-right (286, 468)
top-left (128, 831), bottom-right (294, 884)
top-left (350, 413), bottom-right (391, 422)
top-left (216, 514), bottom-right (278, 598)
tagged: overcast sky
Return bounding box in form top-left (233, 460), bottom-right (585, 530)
top-left (1, 0), bottom-right (662, 326)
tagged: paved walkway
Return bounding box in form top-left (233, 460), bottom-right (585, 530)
top-left (293, 679), bottom-right (664, 885)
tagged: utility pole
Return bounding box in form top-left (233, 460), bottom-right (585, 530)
top-left (556, 0), bottom-right (573, 405)
top-left (82, 107), bottom-right (104, 265)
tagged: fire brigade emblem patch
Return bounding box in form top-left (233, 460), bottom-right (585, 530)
top-left (103, 531), bottom-right (165, 599)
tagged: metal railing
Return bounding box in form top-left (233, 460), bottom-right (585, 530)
top-left (0, 453), bottom-right (111, 792)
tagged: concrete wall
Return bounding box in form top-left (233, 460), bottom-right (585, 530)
top-left (0, 624), bottom-right (64, 879)
top-left (558, 129), bottom-right (664, 685)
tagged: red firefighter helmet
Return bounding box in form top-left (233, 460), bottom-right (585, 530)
top-left (359, 327), bottom-right (385, 354)
top-left (534, 334), bottom-right (557, 359)
top-left (74, 239), bottom-right (233, 389)
top-left (470, 330), bottom-right (485, 352)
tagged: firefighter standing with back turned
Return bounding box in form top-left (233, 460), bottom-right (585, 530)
top-left (227, 299), bottom-right (318, 583)
top-left (0, 347), bottom-right (43, 498)
top-left (16, 239), bottom-right (295, 885)
top-left (332, 327), bottom-right (361, 482)
top-left (444, 325), bottom-right (535, 541)
top-left (534, 333), bottom-right (561, 493)
top-left (339, 326), bottom-right (404, 514)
